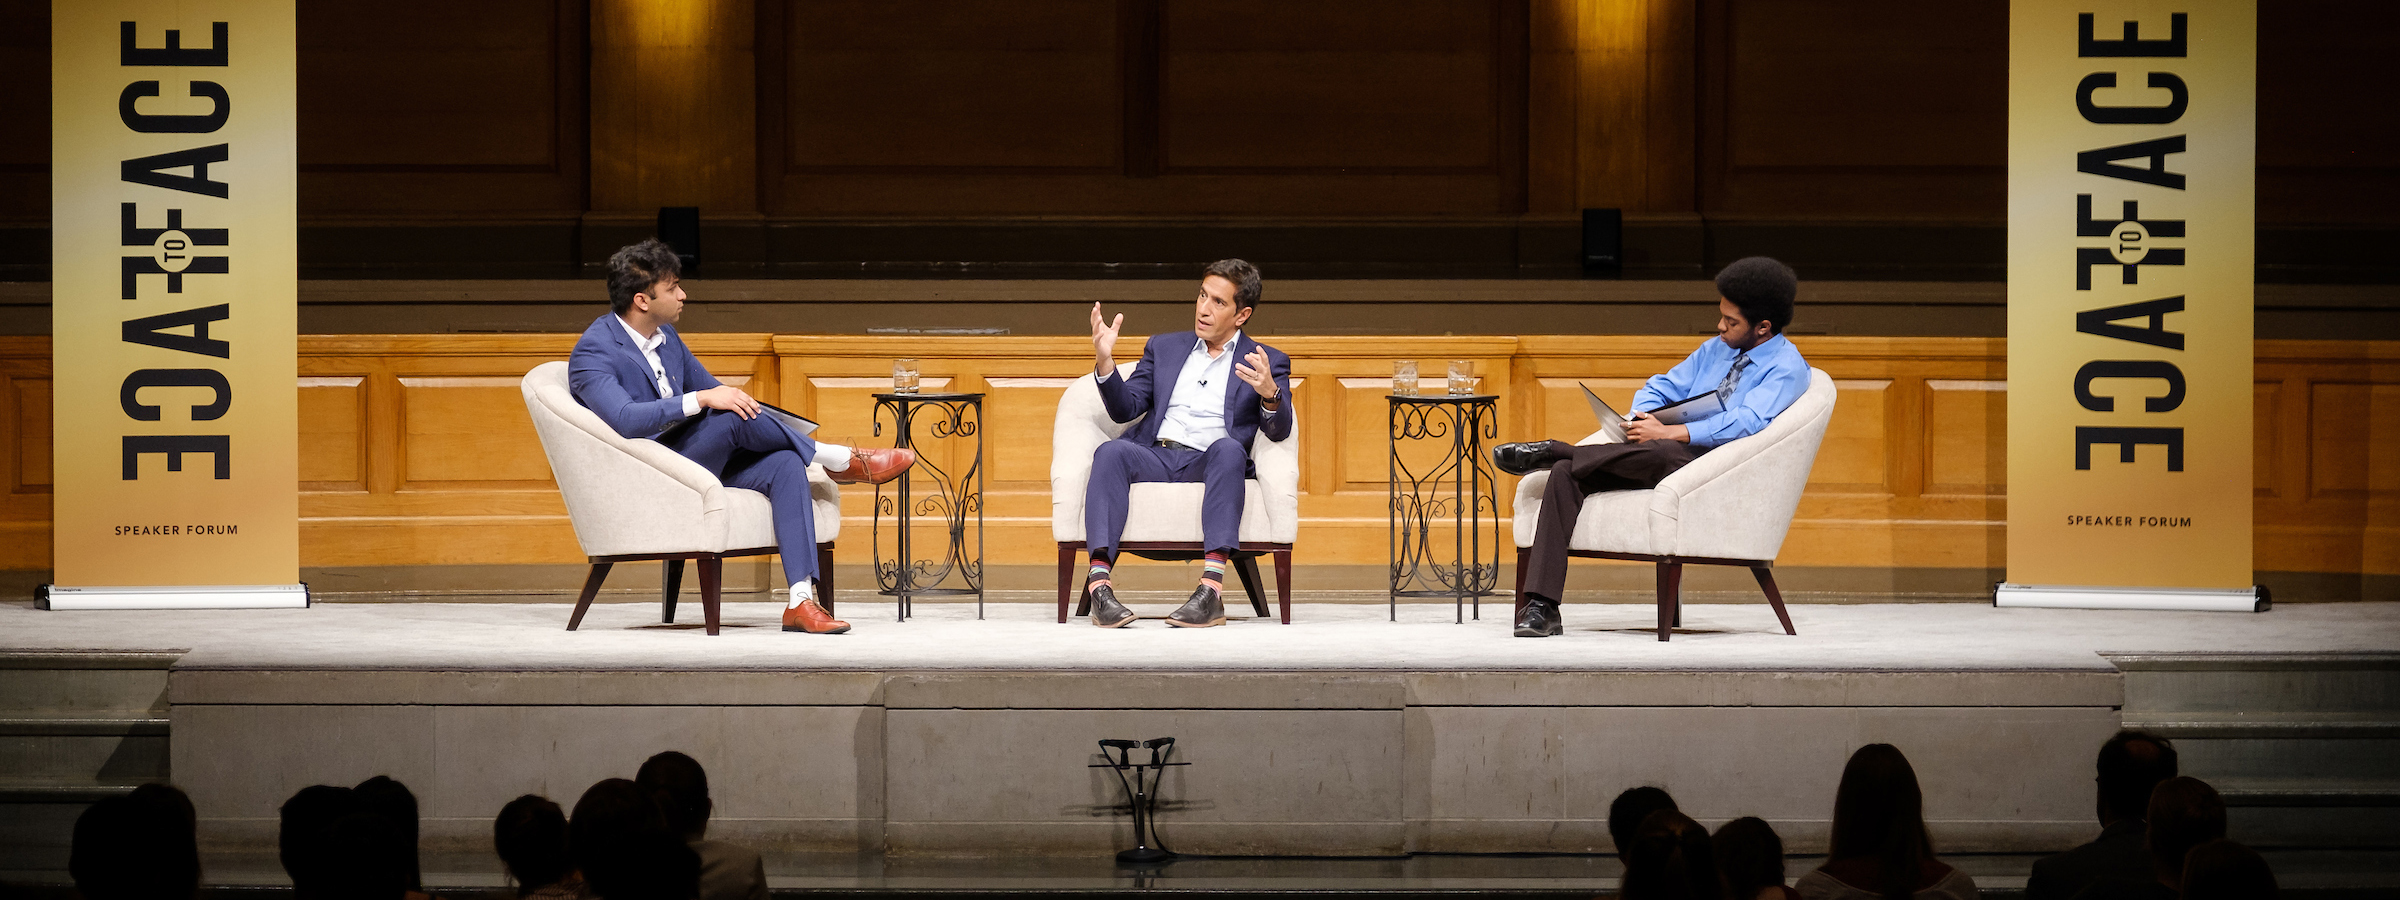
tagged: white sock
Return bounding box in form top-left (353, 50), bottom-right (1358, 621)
top-left (817, 441), bottom-right (852, 472)
top-left (787, 580), bottom-right (815, 608)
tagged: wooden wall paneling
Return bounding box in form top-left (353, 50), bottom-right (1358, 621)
top-left (760, 0), bottom-right (1528, 215)
top-left (1, 336), bottom-right (2392, 582)
top-left (1162, 0), bottom-right (1500, 171)
top-left (1922, 380), bottom-right (2005, 497)
top-left (2256, 0), bottom-right (2400, 224)
top-left (1697, 0), bottom-right (2004, 217)
top-left (591, 0), bottom-right (757, 211)
top-left (299, 376), bottom-right (367, 491)
top-left (297, 0), bottom-right (589, 214)
top-left (0, 0), bottom-right (48, 222)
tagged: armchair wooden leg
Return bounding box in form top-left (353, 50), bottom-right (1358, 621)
top-left (1273, 549), bottom-right (1292, 624)
top-left (818, 544), bottom-right (836, 614)
top-left (662, 559), bottom-right (684, 624)
top-left (1655, 561), bottom-right (1682, 642)
top-left (1513, 547), bottom-right (1531, 618)
top-left (698, 556), bottom-right (723, 636)
top-left (1234, 555), bottom-right (1270, 618)
top-left (1753, 566), bottom-right (1796, 635)
top-left (1058, 544), bottom-right (1077, 623)
top-left (568, 562), bottom-right (612, 631)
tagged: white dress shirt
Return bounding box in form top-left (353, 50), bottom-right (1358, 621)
top-left (1154, 333), bottom-right (1244, 448)
top-left (617, 315), bottom-right (702, 418)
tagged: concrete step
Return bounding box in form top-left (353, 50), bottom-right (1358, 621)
top-left (2108, 652), bottom-right (2400, 715)
top-left (2214, 778), bottom-right (2400, 808)
top-left (2172, 736), bottom-right (2400, 781)
top-left (0, 652), bottom-right (177, 714)
top-left (2119, 712), bottom-right (2400, 739)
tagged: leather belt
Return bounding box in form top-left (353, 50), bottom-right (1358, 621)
top-left (1154, 439), bottom-right (1199, 452)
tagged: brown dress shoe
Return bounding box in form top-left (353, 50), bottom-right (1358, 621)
top-left (828, 447), bottom-right (917, 485)
top-left (781, 598), bottom-right (851, 634)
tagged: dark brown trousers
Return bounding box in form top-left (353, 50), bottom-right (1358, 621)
top-left (1520, 440), bottom-right (1702, 604)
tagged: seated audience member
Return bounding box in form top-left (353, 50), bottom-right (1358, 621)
top-left (572, 777), bottom-right (701, 900)
top-left (2178, 839), bottom-right (2275, 900)
top-left (495, 794), bottom-right (585, 899)
top-left (1715, 816), bottom-right (1800, 900)
top-left (1621, 809), bottom-right (1720, 900)
top-left (1796, 744), bottom-right (1978, 900)
top-left (326, 810), bottom-right (412, 900)
top-left (2026, 730), bottom-right (2178, 900)
top-left (70, 783), bottom-right (203, 900)
top-left (2068, 777), bottom-right (2226, 900)
top-left (1609, 786), bottom-right (1682, 864)
top-left (283, 784), bottom-right (368, 900)
top-left (637, 751), bottom-right (768, 900)
top-left (356, 775), bottom-right (433, 899)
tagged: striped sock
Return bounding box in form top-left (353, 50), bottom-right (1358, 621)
top-left (1199, 552), bottom-right (1229, 593)
top-left (1088, 554), bottom-right (1114, 591)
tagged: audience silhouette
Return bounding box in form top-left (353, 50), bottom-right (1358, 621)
top-left (67, 737), bottom-right (2294, 900)
top-left (1796, 743), bottom-right (1978, 900)
top-left (1714, 816), bottom-right (1798, 900)
top-left (69, 782), bottom-right (201, 900)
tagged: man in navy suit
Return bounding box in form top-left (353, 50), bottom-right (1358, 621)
top-left (568, 239), bottom-right (912, 635)
top-left (1081, 259), bottom-right (1294, 628)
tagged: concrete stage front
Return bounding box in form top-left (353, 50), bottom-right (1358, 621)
top-left (3, 598), bottom-right (2393, 863)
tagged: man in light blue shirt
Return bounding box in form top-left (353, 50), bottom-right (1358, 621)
top-left (1491, 257), bottom-right (1811, 637)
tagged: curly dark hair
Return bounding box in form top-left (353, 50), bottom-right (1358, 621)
top-left (1714, 256), bottom-right (1798, 334)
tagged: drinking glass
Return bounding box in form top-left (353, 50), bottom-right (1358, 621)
top-left (1447, 360), bottom-right (1475, 395)
top-left (893, 358), bottom-right (920, 394)
top-left (1393, 360), bottom-right (1418, 396)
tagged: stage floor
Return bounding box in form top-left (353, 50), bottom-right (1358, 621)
top-left (3, 597), bottom-right (2393, 672)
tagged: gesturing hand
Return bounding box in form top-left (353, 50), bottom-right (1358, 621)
top-left (1091, 302), bottom-right (1124, 358)
top-left (1234, 346), bottom-right (1278, 401)
top-left (695, 385), bottom-right (761, 420)
top-left (1091, 302), bottom-right (1125, 378)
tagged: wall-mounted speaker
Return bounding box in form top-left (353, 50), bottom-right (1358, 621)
top-left (1582, 208), bottom-right (1623, 271)
top-left (657, 206), bottom-right (700, 277)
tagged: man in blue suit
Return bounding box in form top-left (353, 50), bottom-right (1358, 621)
top-left (568, 239), bottom-right (913, 635)
top-left (1082, 259), bottom-right (1294, 628)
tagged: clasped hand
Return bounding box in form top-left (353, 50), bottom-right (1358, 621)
top-left (1624, 413), bottom-right (1688, 444)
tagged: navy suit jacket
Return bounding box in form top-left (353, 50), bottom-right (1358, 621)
top-left (1098, 331), bottom-right (1294, 475)
top-left (568, 313), bottom-right (723, 439)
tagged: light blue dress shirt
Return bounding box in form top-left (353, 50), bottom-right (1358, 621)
top-left (1631, 333), bottom-right (1810, 449)
top-left (1154, 333), bottom-right (1240, 448)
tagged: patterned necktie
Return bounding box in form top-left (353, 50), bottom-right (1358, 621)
top-left (1717, 353), bottom-right (1752, 403)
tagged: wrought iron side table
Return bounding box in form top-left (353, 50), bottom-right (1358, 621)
top-left (1388, 393), bottom-right (1502, 622)
top-left (871, 392), bottom-right (984, 620)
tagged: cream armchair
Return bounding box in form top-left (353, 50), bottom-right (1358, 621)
top-left (520, 361), bottom-right (842, 635)
top-left (1050, 364), bottom-right (1301, 623)
top-left (1510, 368), bottom-right (1836, 640)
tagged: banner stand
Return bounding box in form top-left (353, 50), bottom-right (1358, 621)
top-left (38, 583), bottom-right (309, 610)
top-left (1993, 582), bottom-right (2267, 612)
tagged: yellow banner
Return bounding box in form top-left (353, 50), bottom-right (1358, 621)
top-left (51, 0), bottom-right (298, 590)
top-left (2006, 0), bottom-right (2254, 590)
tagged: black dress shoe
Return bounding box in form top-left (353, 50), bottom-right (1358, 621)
top-left (1514, 594), bottom-right (1563, 637)
top-left (1493, 440), bottom-right (1568, 477)
top-left (1090, 584), bottom-right (1137, 628)
top-left (1166, 584), bottom-right (1226, 628)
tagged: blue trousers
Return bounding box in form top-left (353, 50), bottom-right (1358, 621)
top-left (662, 410), bottom-right (820, 585)
top-left (1084, 438), bottom-right (1248, 559)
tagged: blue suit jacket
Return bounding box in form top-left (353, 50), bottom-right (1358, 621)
top-left (568, 313), bottom-right (723, 439)
top-left (1098, 331), bottom-right (1294, 475)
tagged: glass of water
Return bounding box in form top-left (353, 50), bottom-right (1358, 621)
top-left (1447, 360), bottom-right (1475, 395)
top-left (893, 358), bottom-right (919, 394)
top-left (1393, 360), bottom-right (1418, 396)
